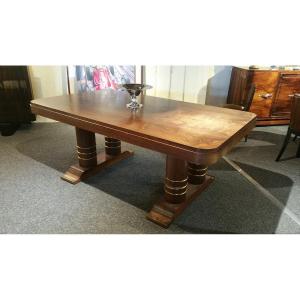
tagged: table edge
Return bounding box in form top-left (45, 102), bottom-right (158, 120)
top-left (30, 102), bottom-right (257, 164)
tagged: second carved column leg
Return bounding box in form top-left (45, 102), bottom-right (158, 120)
top-left (187, 163), bottom-right (207, 185)
top-left (105, 137), bottom-right (121, 156)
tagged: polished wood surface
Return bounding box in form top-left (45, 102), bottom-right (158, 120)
top-left (227, 67), bottom-right (300, 126)
top-left (31, 90), bottom-right (256, 227)
top-left (31, 90), bottom-right (256, 165)
top-left (273, 74), bottom-right (300, 117)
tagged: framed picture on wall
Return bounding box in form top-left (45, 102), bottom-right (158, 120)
top-left (67, 65), bottom-right (141, 94)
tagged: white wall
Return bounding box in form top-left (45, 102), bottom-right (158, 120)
top-left (28, 66), bottom-right (68, 99)
top-left (28, 66), bottom-right (68, 122)
top-left (205, 66), bottom-right (233, 106)
top-left (144, 65), bottom-right (232, 106)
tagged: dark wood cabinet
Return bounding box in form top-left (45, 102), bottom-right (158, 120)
top-left (0, 66), bottom-right (35, 135)
top-left (227, 66), bottom-right (300, 126)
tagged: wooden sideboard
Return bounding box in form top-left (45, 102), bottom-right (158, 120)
top-left (227, 66), bottom-right (300, 126)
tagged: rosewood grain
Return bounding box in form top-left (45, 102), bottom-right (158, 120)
top-left (31, 91), bottom-right (256, 166)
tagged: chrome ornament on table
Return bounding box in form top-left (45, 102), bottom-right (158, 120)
top-left (121, 84), bottom-right (152, 111)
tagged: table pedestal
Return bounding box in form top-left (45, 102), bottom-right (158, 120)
top-left (61, 128), bottom-right (133, 184)
top-left (147, 155), bottom-right (214, 228)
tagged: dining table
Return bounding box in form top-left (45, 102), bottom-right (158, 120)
top-left (30, 89), bottom-right (256, 227)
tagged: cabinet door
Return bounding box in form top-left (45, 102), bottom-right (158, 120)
top-left (271, 73), bottom-right (300, 117)
top-left (249, 71), bottom-right (278, 118)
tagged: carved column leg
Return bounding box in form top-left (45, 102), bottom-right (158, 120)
top-left (76, 128), bottom-right (97, 168)
top-left (164, 156), bottom-right (188, 204)
top-left (61, 128), bottom-right (133, 184)
top-left (105, 137), bottom-right (121, 156)
top-left (147, 156), bottom-right (214, 228)
top-left (188, 163), bottom-right (207, 185)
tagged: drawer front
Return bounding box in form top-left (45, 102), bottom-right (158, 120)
top-left (249, 71), bottom-right (278, 118)
top-left (271, 73), bottom-right (300, 117)
top-left (251, 71), bottom-right (279, 89)
top-left (251, 88), bottom-right (274, 118)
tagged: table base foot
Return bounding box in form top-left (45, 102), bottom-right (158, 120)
top-left (147, 175), bottom-right (214, 228)
top-left (61, 150), bottom-right (134, 184)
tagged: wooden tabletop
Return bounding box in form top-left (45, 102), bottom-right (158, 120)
top-left (31, 89), bottom-right (256, 164)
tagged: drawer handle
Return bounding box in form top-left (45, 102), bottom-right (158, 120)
top-left (260, 93), bottom-right (273, 99)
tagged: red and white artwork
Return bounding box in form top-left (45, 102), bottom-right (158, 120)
top-left (74, 65), bottom-right (135, 92)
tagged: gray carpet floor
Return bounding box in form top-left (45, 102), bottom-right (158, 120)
top-left (0, 122), bottom-right (300, 233)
